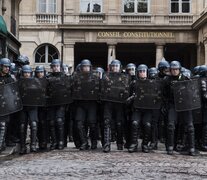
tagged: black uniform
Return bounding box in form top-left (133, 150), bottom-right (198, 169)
top-left (164, 74), bottom-right (195, 155)
top-left (0, 73), bottom-right (14, 152)
top-left (102, 72), bottom-right (130, 152)
top-left (72, 71), bottom-right (99, 150)
top-left (47, 72), bottom-right (67, 150)
top-left (128, 79), bottom-right (153, 153)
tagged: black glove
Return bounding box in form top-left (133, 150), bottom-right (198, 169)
top-left (125, 93), bottom-right (135, 106)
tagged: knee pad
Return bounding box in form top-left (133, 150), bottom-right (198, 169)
top-left (167, 123), bottom-right (175, 131)
top-left (187, 124), bottom-right (194, 134)
top-left (30, 121), bottom-right (37, 131)
top-left (0, 122), bottom-right (6, 130)
top-left (145, 122), bottom-right (151, 128)
top-left (57, 118), bottom-right (64, 126)
top-left (132, 121), bottom-right (138, 126)
top-left (104, 118), bottom-right (110, 127)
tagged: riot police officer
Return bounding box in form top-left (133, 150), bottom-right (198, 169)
top-left (148, 67), bottom-right (160, 150)
top-left (9, 55), bottom-right (30, 146)
top-left (193, 66), bottom-right (200, 78)
top-left (125, 63), bottom-right (137, 148)
top-left (35, 65), bottom-right (48, 150)
top-left (19, 65), bottom-right (39, 154)
top-left (13, 55), bottom-right (30, 79)
top-left (0, 58), bottom-right (15, 152)
top-left (199, 65), bottom-right (207, 151)
top-left (47, 59), bottom-right (68, 150)
top-left (157, 60), bottom-right (170, 143)
top-left (164, 61), bottom-right (196, 156)
top-left (126, 63), bottom-right (136, 81)
top-left (73, 59), bottom-right (98, 150)
top-left (128, 64), bottom-right (152, 153)
top-left (102, 60), bottom-right (129, 152)
top-left (158, 60), bottom-right (170, 78)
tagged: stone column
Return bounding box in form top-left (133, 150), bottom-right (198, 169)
top-left (64, 43), bottom-right (75, 71)
top-left (204, 38), bottom-right (207, 65)
top-left (108, 44), bottom-right (116, 65)
top-left (156, 44), bottom-right (164, 67)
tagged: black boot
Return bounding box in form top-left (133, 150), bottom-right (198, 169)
top-left (201, 125), bottom-right (207, 151)
top-left (159, 116), bottom-right (166, 143)
top-left (188, 127), bottom-right (196, 156)
top-left (39, 120), bottom-right (48, 151)
top-left (116, 122), bottom-right (123, 150)
top-left (150, 122), bottom-right (158, 150)
top-left (90, 125), bottom-right (97, 150)
top-left (57, 118), bottom-right (64, 150)
top-left (30, 121), bottom-right (37, 153)
top-left (128, 121), bottom-right (138, 153)
top-left (49, 120), bottom-right (57, 150)
top-left (103, 119), bottom-right (111, 153)
top-left (77, 121), bottom-right (88, 150)
top-left (19, 123), bottom-right (27, 155)
top-left (167, 146), bottom-right (174, 155)
top-left (142, 122), bottom-right (151, 153)
top-left (0, 121), bottom-right (6, 153)
top-left (167, 129), bottom-right (174, 155)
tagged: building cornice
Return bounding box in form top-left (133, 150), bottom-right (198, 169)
top-left (20, 24), bottom-right (194, 31)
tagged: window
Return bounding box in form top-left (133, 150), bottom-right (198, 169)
top-left (170, 0), bottom-right (190, 13)
top-left (123, 0), bottom-right (149, 13)
top-left (80, 0), bottom-right (102, 13)
top-left (35, 44), bottom-right (59, 63)
top-left (38, 0), bottom-right (56, 14)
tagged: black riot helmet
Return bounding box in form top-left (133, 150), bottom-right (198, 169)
top-left (137, 64), bottom-right (148, 79)
top-left (170, 61), bottom-right (181, 70)
top-left (199, 65), bottom-right (207, 77)
top-left (126, 63), bottom-right (136, 76)
top-left (35, 65), bottom-right (46, 77)
top-left (22, 65), bottom-right (32, 73)
top-left (193, 66), bottom-right (200, 76)
top-left (95, 67), bottom-right (104, 79)
top-left (21, 65), bottom-right (33, 78)
top-left (137, 64), bottom-right (148, 71)
top-left (182, 68), bottom-right (192, 78)
top-left (15, 55), bottom-right (30, 66)
top-left (158, 60), bottom-right (170, 70)
top-left (0, 58), bottom-right (11, 73)
top-left (158, 60), bottom-right (170, 76)
top-left (109, 59), bottom-right (122, 72)
top-left (0, 58), bottom-right (11, 67)
top-left (80, 59), bottom-right (92, 72)
top-left (10, 63), bottom-right (18, 76)
top-left (80, 59), bottom-right (92, 66)
top-left (148, 67), bottom-right (158, 79)
top-left (50, 59), bottom-right (61, 66)
top-left (62, 63), bottom-right (70, 75)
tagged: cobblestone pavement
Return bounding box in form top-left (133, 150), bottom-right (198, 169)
top-left (0, 142), bottom-right (207, 180)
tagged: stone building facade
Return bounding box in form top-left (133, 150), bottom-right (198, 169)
top-left (0, 0), bottom-right (21, 60)
top-left (19, 0), bottom-right (207, 70)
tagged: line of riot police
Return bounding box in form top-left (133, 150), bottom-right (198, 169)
top-left (0, 55), bottom-right (206, 156)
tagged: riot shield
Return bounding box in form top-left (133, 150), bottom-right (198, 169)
top-left (18, 78), bottom-right (47, 106)
top-left (173, 79), bottom-right (201, 112)
top-left (0, 82), bottom-right (23, 116)
top-left (100, 72), bottom-right (130, 103)
top-left (133, 79), bottom-right (163, 109)
top-left (47, 75), bottom-right (73, 106)
top-left (72, 72), bottom-right (100, 101)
